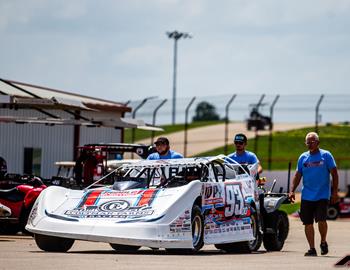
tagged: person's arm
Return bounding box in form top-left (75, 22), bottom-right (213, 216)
top-left (289, 171), bottom-right (302, 203)
top-left (330, 167), bottom-right (339, 204)
top-left (257, 163), bottom-right (263, 174)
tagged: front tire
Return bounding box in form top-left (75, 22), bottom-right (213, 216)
top-left (34, 234), bottom-right (74, 252)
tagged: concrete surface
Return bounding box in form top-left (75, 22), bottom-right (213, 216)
top-left (0, 217), bottom-right (349, 270)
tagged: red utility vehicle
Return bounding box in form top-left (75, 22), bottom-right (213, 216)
top-left (0, 175), bottom-right (46, 234)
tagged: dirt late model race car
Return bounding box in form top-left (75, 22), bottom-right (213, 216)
top-left (26, 155), bottom-right (289, 254)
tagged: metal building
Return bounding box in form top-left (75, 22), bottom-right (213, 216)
top-left (0, 79), bottom-right (156, 178)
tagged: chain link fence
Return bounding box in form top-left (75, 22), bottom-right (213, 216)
top-left (125, 94), bottom-right (350, 126)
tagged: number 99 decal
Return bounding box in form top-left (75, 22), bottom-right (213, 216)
top-left (224, 184), bottom-right (244, 217)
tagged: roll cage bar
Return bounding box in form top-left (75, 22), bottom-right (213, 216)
top-left (85, 155), bottom-right (254, 190)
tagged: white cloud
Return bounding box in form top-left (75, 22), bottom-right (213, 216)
top-left (1, 0), bottom-right (350, 103)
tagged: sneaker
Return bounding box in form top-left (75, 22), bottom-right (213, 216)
top-left (320, 242), bottom-right (328, 255)
top-left (304, 248), bottom-right (317, 256)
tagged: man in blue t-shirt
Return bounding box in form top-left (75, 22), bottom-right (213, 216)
top-left (289, 132), bottom-right (338, 257)
top-left (147, 137), bottom-right (183, 160)
top-left (227, 133), bottom-right (263, 175)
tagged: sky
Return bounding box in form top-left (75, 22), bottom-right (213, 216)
top-left (1, 0), bottom-right (350, 104)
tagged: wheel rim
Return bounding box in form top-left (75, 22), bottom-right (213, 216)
top-left (192, 215), bottom-right (202, 247)
top-left (249, 215), bottom-right (258, 247)
top-left (327, 208), bottom-right (337, 219)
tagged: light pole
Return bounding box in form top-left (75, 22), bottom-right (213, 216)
top-left (166, 30), bottom-right (192, 125)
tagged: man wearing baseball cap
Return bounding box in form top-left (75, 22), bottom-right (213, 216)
top-left (228, 133), bottom-right (263, 174)
top-left (147, 137), bottom-right (183, 160)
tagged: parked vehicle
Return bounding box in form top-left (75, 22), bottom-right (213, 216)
top-left (327, 185), bottom-right (350, 220)
top-left (50, 143), bottom-right (154, 188)
top-left (26, 155), bottom-right (290, 253)
top-left (0, 175), bottom-right (46, 234)
top-left (246, 107), bottom-right (272, 131)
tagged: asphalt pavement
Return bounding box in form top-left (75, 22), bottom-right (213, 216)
top-left (0, 216), bottom-right (349, 270)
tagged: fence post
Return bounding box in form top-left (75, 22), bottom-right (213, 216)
top-left (184, 97), bottom-right (196, 157)
top-left (253, 94), bottom-right (266, 154)
top-left (224, 94), bottom-right (237, 155)
top-left (131, 97), bottom-right (153, 158)
top-left (268, 95), bottom-right (280, 170)
top-left (315, 94), bottom-right (324, 134)
top-left (151, 99), bottom-right (167, 144)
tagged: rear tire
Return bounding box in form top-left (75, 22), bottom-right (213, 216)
top-left (34, 234), bottom-right (74, 252)
top-left (263, 210), bottom-right (289, 251)
top-left (248, 213), bottom-right (262, 251)
top-left (109, 244), bottom-right (141, 252)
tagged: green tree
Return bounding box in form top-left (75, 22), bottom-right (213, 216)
top-left (192, 101), bottom-right (220, 122)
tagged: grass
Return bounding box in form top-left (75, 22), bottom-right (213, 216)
top-left (123, 120), bottom-right (225, 143)
top-left (198, 124), bottom-right (350, 170)
top-left (279, 202), bottom-right (300, 215)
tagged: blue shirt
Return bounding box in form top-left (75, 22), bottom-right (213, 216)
top-left (147, 150), bottom-right (183, 160)
top-left (297, 149), bottom-right (336, 201)
top-left (227, 151), bottom-right (259, 165)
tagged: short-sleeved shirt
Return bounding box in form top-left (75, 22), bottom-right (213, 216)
top-left (147, 150), bottom-right (183, 160)
top-left (297, 149), bottom-right (336, 201)
top-left (227, 151), bottom-right (259, 165)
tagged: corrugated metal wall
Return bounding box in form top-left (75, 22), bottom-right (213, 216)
top-left (0, 109), bottom-right (122, 178)
top-left (79, 111), bottom-right (121, 145)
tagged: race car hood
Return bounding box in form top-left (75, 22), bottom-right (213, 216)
top-left (35, 181), bottom-right (202, 225)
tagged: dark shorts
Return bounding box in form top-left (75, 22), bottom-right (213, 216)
top-left (300, 199), bottom-right (329, 225)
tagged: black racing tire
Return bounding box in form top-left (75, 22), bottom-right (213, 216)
top-left (34, 234), bottom-right (74, 252)
top-left (263, 210), bottom-right (289, 251)
top-left (191, 205), bottom-right (204, 252)
top-left (166, 204), bottom-right (204, 254)
top-left (248, 213), bottom-right (262, 251)
top-left (109, 243), bottom-right (141, 252)
top-left (326, 205), bottom-right (339, 220)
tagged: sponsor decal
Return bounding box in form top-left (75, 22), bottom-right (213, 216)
top-left (202, 184), bottom-right (224, 205)
top-left (101, 190), bottom-right (144, 197)
top-left (224, 183), bottom-right (244, 217)
top-left (303, 160), bottom-right (324, 168)
top-left (170, 210), bottom-right (191, 233)
top-left (28, 201), bottom-right (39, 225)
top-left (65, 199), bottom-right (154, 219)
top-left (77, 190), bottom-right (104, 208)
top-left (204, 217), bottom-right (251, 235)
top-left (136, 189), bottom-right (160, 207)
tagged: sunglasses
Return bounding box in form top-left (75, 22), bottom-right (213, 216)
top-left (305, 140), bottom-right (318, 145)
top-left (234, 141), bottom-right (244, 145)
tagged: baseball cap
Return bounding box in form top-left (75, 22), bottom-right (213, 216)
top-left (234, 133), bottom-right (247, 143)
top-left (154, 137), bottom-right (169, 145)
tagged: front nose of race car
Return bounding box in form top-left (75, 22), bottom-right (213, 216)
top-left (26, 182), bottom-right (203, 249)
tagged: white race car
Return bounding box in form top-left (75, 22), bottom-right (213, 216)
top-left (26, 155), bottom-right (289, 253)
